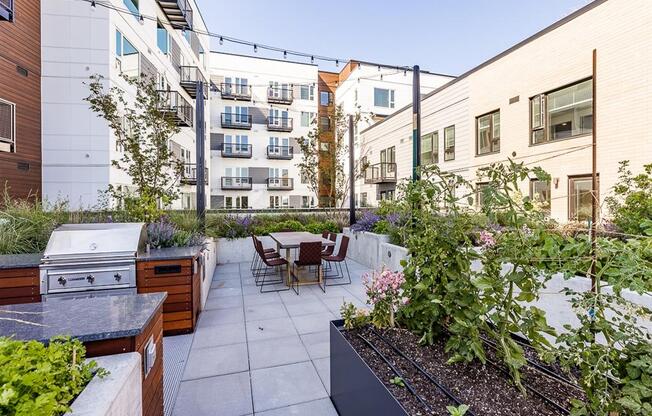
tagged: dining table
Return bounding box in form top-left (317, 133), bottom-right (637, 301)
top-left (268, 231), bottom-right (336, 286)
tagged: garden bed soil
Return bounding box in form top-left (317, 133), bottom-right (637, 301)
top-left (342, 325), bottom-right (585, 416)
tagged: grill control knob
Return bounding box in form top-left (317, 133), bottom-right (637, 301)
top-left (58, 276), bottom-right (67, 286)
top-left (114, 273), bottom-right (122, 282)
top-left (86, 274), bottom-right (95, 284)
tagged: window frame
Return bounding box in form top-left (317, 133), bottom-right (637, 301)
top-left (0, 98), bottom-right (16, 153)
top-left (420, 131), bottom-right (439, 165)
top-left (529, 179), bottom-right (551, 214)
top-left (373, 87), bottom-right (395, 108)
top-left (156, 22), bottom-right (169, 55)
top-left (319, 91), bottom-right (331, 106)
top-left (123, 0), bottom-right (139, 15)
top-left (529, 77), bottom-right (593, 146)
top-left (475, 109), bottom-right (500, 156)
top-left (444, 125), bottom-right (455, 161)
top-left (300, 85), bottom-right (314, 101)
top-left (0, 0), bottom-right (14, 21)
top-left (475, 182), bottom-right (489, 208)
top-left (568, 174), bottom-right (599, 222)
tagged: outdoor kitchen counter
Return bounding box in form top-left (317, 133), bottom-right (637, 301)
top-left (137, 246), bottom-right (204, 261)
top-left (0, 253), bottom-right (42, 269)
top-left (0, 292), bottom-right (166, 343)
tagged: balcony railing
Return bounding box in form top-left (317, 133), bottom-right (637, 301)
top-left (179, 66), bottom-right (208, 99)
top-left (267, 87), bottom-right (293, 105)
top-left (155, 0), bottom-right (193, 29)
top-left (180, 163), bottom-right (208, 185)
top-left (364, 162), bottom-right (397, 184)
top-left (267, 177), bottom-right (294, 190)
top-left (221, 177), bottom-right (253, 190)
top-left (267, 117), bottom-right (293, 132)
top-left (0, 0), bottom-right (13, 21)
top-left (221, 113), bottom-right (252, 130)
top-left (220, 83), bottom-right (252, 101)
top-left (266, 145), bottom-right (294, 160)
top-left (221, 143), bottom-right (252, 158)
top-left (157, 90), bottom-right (193, 127)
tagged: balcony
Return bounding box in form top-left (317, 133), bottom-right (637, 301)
top-left (221, 143), bottom-right (252, 158)
top-left (179, 66), bottom-right (208, 99)
top-left (221, 83), bottom-right (252, 101)
top-left (221, 177), bottom-right (253, 190)
top-left (180, 163), bottom-right (208, 185)
top-left (157, 90), bottom-right (193, 127)
top-left (221, 113), bottom-right (252, 130)
top-left (266, 145), bottom-right (294, 160)
top-left (0, 0), bottom-right (13, 21)
top-left (364, 162), bottom-right (397, 184)
top-left (267, 117), bottom-right (293, 132)
top-left (155, 0), bottom-right (193, 29)
top-left (267, 177), bottom-right (294, 191)
top-left (267, 87), bottom-right (293, 105)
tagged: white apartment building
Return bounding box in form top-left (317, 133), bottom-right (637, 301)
top-left (358, 0), bottom-right (652, 222)
top-left (41, 0), bottom-right (210, 209)
top-left (208, 52), bottom-right (319, 209)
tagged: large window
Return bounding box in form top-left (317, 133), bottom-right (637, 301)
top-left (373, 88), bottom-right (395, 108)
top-left (115, 30), bottom-right (139, 78)
top-left (0, 99), bottom-right (15, 153)
top-left (319, 116), bottom-right (331, 131)
top-left (531, 79), bottom-right (593, 145)
top-left (0, 0), bottom-right (14, 21)
top-left (157, 22), bottom-right (169, 54)
top-left (529, 179), bottom-right (551, 213)
top-left (421, 132), bottom-right (439, 165)
top-left (476, 110), bottom-right (500, 155)
top-left (320, 91), bottom-right (331, 106)
top-left (301, 112), bottom-right (314, 127)
top-left (444, 125), bottom-right (455, 161)
top-left (123, 0), bottom-right (139, 15)
top-left (569, 175), bottom-right (598, 221)
top-left (300, 85), bottom-right (314, 101)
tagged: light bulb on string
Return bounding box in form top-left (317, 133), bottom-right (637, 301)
top-left (253, 44), bottom-right (258, 53)
top-left (284, 51), bottom-right (287, 59)
top-left (311, 56), bottom-right (314, 64)
top-left (219, 37), bottom-right (223, 45)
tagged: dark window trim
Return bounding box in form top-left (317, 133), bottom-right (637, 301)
top-left (0, 0), bottom-right (13, 21)
top-left (443, 125), bottom-right (455, 161)
top-left (0, 98), bottom-right (16, 153)
top-left (567, 173), bottom-right (600, 221)
top-left (475, 182), bottom-right (489, 208)
top-left (420, 131), bottom-right (439, 165)
top-left (529, 178), bottom-right (551, 213)
top-left (475, 109), bottom-right (500, 156)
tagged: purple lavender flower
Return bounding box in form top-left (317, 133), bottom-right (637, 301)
top-left (351, 210), bottom-right (381, 232)
top-left (386, 213), bottom-right (400, 226)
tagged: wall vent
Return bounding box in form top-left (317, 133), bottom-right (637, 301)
top-left (509, 95), bottom-right (520, 104)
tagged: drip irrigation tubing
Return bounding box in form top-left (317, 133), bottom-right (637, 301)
top-left (368, 328), bottom-right (477, 416)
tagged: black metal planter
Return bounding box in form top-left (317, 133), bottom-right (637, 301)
top-left (330, 320), bottom-right (409, 416)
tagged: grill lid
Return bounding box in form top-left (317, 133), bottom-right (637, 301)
top-left (42, 223), bottom-right (147, 261)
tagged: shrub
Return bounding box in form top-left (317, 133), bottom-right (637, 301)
top-left (350, 210), bottom-right (380, 232)
top-left (0, 337), bottom-right (105, 416)
top-left (606, 161), bottom-right (652, 235)
top-left (146, 216), bottom-right (205, 249)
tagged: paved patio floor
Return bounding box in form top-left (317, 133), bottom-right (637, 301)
top-left (167, 259), bottom-right (372, 416)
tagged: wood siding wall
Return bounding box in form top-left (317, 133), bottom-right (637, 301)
top-left (317, 71), bottom-right (338, 206)
top-left (0, 0), bottom-right (41, 200)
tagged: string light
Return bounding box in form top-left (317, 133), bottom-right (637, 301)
top-left (335, 60), bottom-right (339, 67)
top-left (90, 0), bottom-right (96, 7)
top-left (219, 36), bottom-right (223, 45)
top-left (253, 44), bottom-right (258, 53)
top-left (311, 56), bottom-right (314, 64)
top-left (284, 51), bottom-right (287, 59)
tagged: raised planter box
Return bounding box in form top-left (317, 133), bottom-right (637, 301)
top-left (380, 242), bottom-right (409, 272)
top-left (216, 236), bottom-right (275, 264)
top-left (343, 228), bottom-right (390, 269)
top-left (330, 320), bottom-right (408, 416)
top-left (65, 352), bottom-right (142, 416)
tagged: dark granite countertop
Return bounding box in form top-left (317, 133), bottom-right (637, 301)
top-left (0, 293), bottom-right (166, 343)
top-left (0, 253), bottom-right (42, 270)
top-left (137, 246), bottom-right (204, 262)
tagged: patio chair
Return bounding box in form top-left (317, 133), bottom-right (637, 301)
top-left (321, 230), bottom-right (329, 239)
top-left (321, 232), bottom-right (337, 272)
top-left (254, 238), bottom-right (289, 293)
top-left (322, 235), bottom-right (351, 286)
top-left (250, 234), bottom-right (277, 274)
top-left (291, 241), bottom-right (325, 295)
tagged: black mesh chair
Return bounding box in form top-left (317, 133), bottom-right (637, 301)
top-left (254, 238), bottom-right (289, 293)
top-left (322, 235), bottom-right (351, 286)
top-left (250, 234), bottom-right (277, 274)
top-left (291, 241), bottom-right (324, 294)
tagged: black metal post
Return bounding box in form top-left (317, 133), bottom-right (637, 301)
top-left (412, 65), bottom-right (421, 182)
top-left (349, 114), bottom-right (356, 226)
top-left (195, 80), bottom-right (206, 231)
top-left (590, 49), bottom-right (597, 293)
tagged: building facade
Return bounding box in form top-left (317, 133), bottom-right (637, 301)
top-left (358, 0), bottom-right (652, 222)
top-left (41, 0), bottom-right (210, 209)
top-left (0, 0), bottom-right (42, 200)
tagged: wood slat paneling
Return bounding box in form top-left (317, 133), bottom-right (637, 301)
top-left (0, 268), bottom-right (41, 305)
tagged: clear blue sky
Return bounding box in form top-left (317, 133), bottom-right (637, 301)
top-left (195, 0), bottom-right (591, 75)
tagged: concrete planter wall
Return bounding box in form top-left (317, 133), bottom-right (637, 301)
top-left (379, 242), bottom-right (409, 272)
top-left (65, 352), bottom-right (142, 416)
top-left (216, 236), bottom-right (275, 264)
top-left (201, 238), bottom-right (217, 308)
top-left (343, 228), bottom-right (390, 269)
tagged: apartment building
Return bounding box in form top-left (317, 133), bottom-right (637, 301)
top-left (41, 0), bottom-right (210, 209)
top-left (0, 0), bottom-right (41, 200)
top-left (358, 0), bottom-right (652, 222)
top-left (208, 52), bottom-right (319, 209)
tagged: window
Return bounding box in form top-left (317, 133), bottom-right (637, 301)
top-left (320, 142), bottom-right (330, 152)
top-left (0, 0), bottom-right (14, 21)
top-left (319, 116), bottom-right (330, 131)
top-left (225, 196), bottom-right (233, 209)
top-left (476, 110), bottom-right (500, 155)
top-left (476, 183), bottom-right (489, 208)
top-left (157, 22), bottom-right (169, 54)
top-left (115, 30), bottom-right (139, 78)
top-left (444, 125), bottom-right (455, 161)
top-left (301, 112), bottom-right (314, 127)
top-left (300, 85), bottom-right (314, 101)
top-left (530, 179), bottom-right (551, 213)
top-left (373, 88), bottom-right (395, 108)
top-left (420, 132), bottom-right (438, 165)
top-left (0, 99), bottom-right (15, 153)
top-left (361, 193), bottom-right (368, 207)
top-left (380, 190), bottom-right (395, 201)
top-left (531, 79), bottom-right (593, 145)
top-left (123, 0), bottom-right (139, 15)
top-left (320, 91), bottom-right (331, 106)
top-left (183, 28), bottom-right (191, 45)
top-left (569, 175), bottom-right (598, 221)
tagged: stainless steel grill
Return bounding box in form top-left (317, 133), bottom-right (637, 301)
top-left (40, 223), bottom-right (147, 300)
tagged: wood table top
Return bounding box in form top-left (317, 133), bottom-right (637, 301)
top-left (268, 232), bottom-right (336, 249)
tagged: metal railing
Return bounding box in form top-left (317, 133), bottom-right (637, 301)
top-left (221, 177), bottom-right (253, 190)
top-left (179, 66), bottom-right (207, 98)
top-left (266, 145), bottom-right (294, 160)
top-left (266, 177), bottom-right (294, 190)
top-left (221, 143), bottom-right (252, 158)
top-left (220, 83), bottom-right (252, 101)
top-left (156, 0), bottom-right (193, 29)
top-left (180, 163), bottom-right (208, 185)
top-left (267, 87), bottom-right (293, 104)
top-left (266, 116), bottom-right (293, 132)
top-left (157, 90), bottom-right (193, 127)
top-left (364, 162), bottom-right (397, 184)
top-left (221, 113), bottom-right (252, 129)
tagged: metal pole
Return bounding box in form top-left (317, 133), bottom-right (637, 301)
top-left (349, 115), bottom-right (356, 226)
top-left (195, 80), bottom-right (206, 231)
top-left (412, 65), bottom-right (421, 182)
top-left (590, 49), bottom-right (597, 293)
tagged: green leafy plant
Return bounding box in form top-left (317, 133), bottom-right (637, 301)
top-left (389, 376), bottom-right (405, 388)
top-left (606, 160), bottom-right (652, 235)
top-left (340, 302), bottom-right (369, 330)
top-left (0, 336), bottom-right (106, 416)
top-left (447, 404), bottom-right (470, 416)
top-left (363, 268), bottom-right (407, 328)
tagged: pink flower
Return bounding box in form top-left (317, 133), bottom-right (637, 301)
top-left (479, 230), bottom-right (496, 248)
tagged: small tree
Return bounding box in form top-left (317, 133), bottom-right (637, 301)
top-left (85, 75), bottom-right (184, 221)
top-left (296, 105), bottom-right (368, 210)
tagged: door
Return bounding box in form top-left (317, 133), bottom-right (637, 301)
top-left (269, 137), bottom-right (280, 155)
top-left (235, 106), bottom-right (248, 124)
top-left (281, 138), bottom-right (290, 157)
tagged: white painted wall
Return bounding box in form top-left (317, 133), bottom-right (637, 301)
top-left (358, 0), bottom-right (652, 222)
top-left (42, 0), bottom-right (210, 210)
